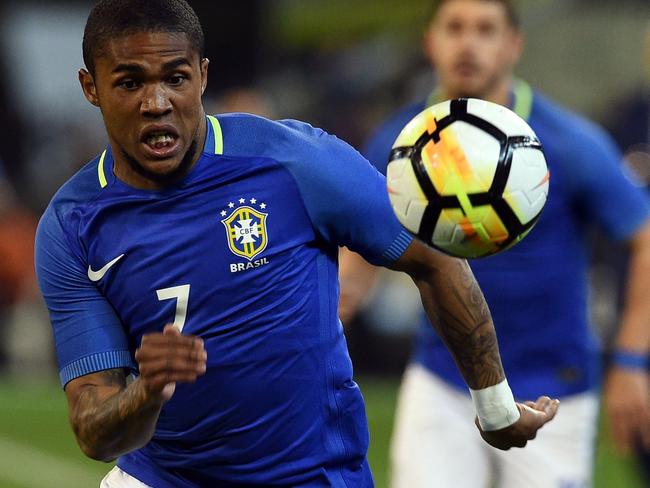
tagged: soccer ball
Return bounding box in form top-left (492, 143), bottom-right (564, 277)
top-left (386, 98), bottom-right (549, 258)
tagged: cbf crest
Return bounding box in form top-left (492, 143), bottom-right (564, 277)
top-left (220, 198), bottom-right (269, 261)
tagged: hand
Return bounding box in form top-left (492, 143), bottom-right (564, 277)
top-left (338, 281), bottom-right (366, 325)
top-left (476, 396), bottom-right (560, 450)
top-left (337, 247), bottom-right (378, 326)
top-left (135, 324), bottom-right (207, 402)
top-left (604, 367), bottom-right (650, 455)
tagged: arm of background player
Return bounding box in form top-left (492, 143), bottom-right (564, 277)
top-left (604, 217), bottom-right (650, 454)
top-left (338, 247), bottom-right (380, 325)
top-left (390, 238), bottom-right (559, 449)
top-left (64, 325), bottom-right (206, 462)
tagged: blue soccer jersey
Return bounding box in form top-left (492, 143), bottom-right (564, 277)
top-left (35, 114), bottom-right (412, 487)
top-left (364, 81), bottom-right (650, 401)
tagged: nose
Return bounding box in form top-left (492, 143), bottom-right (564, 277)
top-left (140, 84), bottom-right (172, 117)
top-left (455, 29), bottom-right (476, 50)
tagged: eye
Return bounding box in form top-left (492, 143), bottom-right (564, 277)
top-left (118, 79), bottom-right (140, 90)
top-left (445, 20), bottom-right (463, 36)
top-left (477, 22), bottom-right (497, 37)
top-left (168, 74), bottom-right (187, 86)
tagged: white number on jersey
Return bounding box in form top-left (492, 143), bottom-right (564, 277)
top-left (156, 284), bottom-right (191, 332)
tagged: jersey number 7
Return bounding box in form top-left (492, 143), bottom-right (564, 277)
top-left (156, 284), bottom-right (191, 332)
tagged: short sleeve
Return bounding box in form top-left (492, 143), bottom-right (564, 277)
top-left (563, 122), bottom-right (650, 240)
top-left (35, 207), bottom-right (135, 387)
top-left (277, 120), bottom-right (412, 266)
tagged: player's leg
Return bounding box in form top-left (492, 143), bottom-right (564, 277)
top-left (100, 466), bottom-right (151, 488)
top-left (390, 363), bottom-right (492, 488)
top-left (493, 391), bottom-right (599, 488)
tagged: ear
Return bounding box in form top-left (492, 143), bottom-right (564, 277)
top-left (79, 68), bottom-right (100, 107)
top-left (509, 30), bottom-right (525, 66)
top-left (200, 58), bottom-right (209, 95)
top-left (422, 23), bottom-right (437, 67)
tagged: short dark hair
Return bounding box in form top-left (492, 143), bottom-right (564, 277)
top-left (82, 0), bottom-right (205, 75)
top-left (429, 0), bottom-right (520, 29)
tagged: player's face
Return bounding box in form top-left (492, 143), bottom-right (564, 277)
top-left (424, 0), bottom-right (523, 99)
top-left (79, 32), bottom-right (209, 189)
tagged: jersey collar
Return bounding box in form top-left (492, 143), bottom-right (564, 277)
top-left (425, 78), bottom-right (533, 121)
top-left (205, 114), bottom-right (224, 155)
top-left (96, 114), bottom-right (224, 189)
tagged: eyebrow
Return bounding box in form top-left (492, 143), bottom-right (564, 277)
top-left (161, 58), bottom-right (193, 71)
top-left (111, 57), bottom-right (193, 74)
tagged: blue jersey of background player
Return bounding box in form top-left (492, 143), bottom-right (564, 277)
top-left (339, 1), bottom-right (650, 487)
top-left (364, 80), bottom-right (649, 401)
top-left (34, 1), bottom-right (558, 487)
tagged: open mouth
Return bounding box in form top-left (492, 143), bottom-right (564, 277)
top-left (146, 132), bottom-right (176, 149)
top-left (140, 127), bottom-right (180, 159)
top-left (455, 63), bottom-right (479, 75)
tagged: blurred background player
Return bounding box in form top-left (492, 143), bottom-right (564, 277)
top-left (603, 20), bottom-right (650, 484)
top-left (339, 0), bottom-right (650, 487)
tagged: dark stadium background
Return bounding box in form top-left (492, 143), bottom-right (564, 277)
top-left (0, 1), bottom-right (647, 486)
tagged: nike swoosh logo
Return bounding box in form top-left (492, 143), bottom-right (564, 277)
top-left (87, 254), bottom-right (125, 282)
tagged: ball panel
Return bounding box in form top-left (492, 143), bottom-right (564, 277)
top-left (433, 207), bottom-right (465, 244)
top-left (423, 122), bottom-right (499, 196)
top-left (446, 222), bottom-right (499, 258)
top-left (432, 206), bottom-right (507, 258)
top-left (386, 154), bottom-right (411, 180)
top-left (504, 148), bottom-right (549, 224)
top-left (387, 157), bottom-right (427, 233)
top-left (392, 102), bottom-right (451, 148)
top-left (503, 189), bottom-right (546, 225)
top-left (467, 98), bottom-right (536, 138)
top-left (480, 206), bottom-right (509, 241)
top-left (403, 199), bottom-right (428, 234)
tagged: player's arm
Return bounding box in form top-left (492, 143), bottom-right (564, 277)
top-left (390, 238), bottom-right (559, 449)
top-left (64, 325), bottom-right (207, 462)
top-left (605, 216), bottom-right (650, 453)
top-left (35, 208), bottom-right (207, 461)
top-left (275, 119), bottom-right (558, 447)
top-left (338, 247), bottom-right (379, 325)
top-left (566, 125), bottom-right (650, 455)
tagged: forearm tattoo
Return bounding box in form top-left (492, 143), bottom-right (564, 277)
top-left (71, 369), bottom-right (160, 460)
top-left (421, 259), bottom-right (504, 389)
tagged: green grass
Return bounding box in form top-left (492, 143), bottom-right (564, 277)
top-left (0, 378), bottom-right (110, 488)
top-left (594, 410), bottom-right (647, 488)
top-left (0, 377), bottom-right (645, 488)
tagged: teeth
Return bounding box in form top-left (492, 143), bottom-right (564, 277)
top-left (146, 133), bottom-right (174, 146)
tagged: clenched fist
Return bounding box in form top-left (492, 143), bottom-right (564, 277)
top-left (135, 324), bottom-right (207, 402)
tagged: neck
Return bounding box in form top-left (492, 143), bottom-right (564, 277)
top-left (440, 76), bottom-right (513, 107)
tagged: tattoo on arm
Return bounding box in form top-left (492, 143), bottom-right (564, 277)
top-left (69, 368), bottom-right (162, 461)
top-left (418, 259), bottom-right (504, 389)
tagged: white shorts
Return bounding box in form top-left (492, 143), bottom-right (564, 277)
top-left (390, 364), bottom-right (599, 488)
top-left (100, 467), bottom-right (151, 488)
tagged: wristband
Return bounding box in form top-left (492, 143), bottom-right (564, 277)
top-left (611, 350), bottom-right (650, 370)
top-left (470, 379), bottom-right (520, 431)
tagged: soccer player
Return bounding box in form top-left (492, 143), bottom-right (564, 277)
top-left (604, 23), bottom-right (650, 481)
top-left (34, 1), bottom-right (558, 487)
top-left (339, 0), bottom-right (650, 487)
